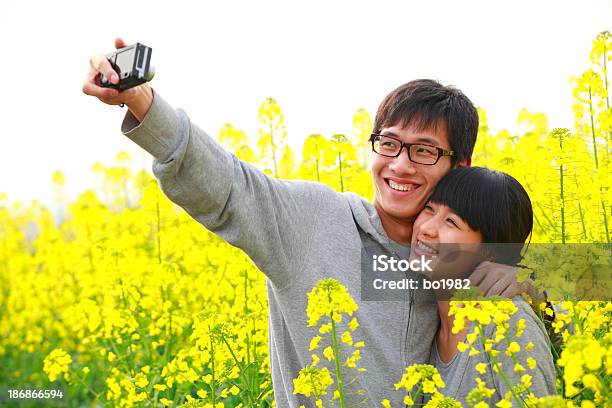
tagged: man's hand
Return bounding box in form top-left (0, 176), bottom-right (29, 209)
top-left (82, 38), bottom-right (153, 122)
top-left (468, 261), bottom-right (524, 298)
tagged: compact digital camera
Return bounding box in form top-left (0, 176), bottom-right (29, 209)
top-left (99, 43), bottom-right (155, 91)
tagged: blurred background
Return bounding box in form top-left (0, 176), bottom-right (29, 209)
top-left (0, 0), bottom-right (610, 210)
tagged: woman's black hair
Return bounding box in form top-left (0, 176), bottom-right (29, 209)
top-left (427, 167), bottom-right (533, 265)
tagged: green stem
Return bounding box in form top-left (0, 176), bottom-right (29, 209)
top-left (602, 200), bottom-right (610, 245)
top-left (532, 211), bottom-right (545, 238)
top-left (603, 40), bottom-right (612, 157)
top-left (411, 384), bottom-right (423, 406)
top-left (549, 342), bottom-right (564, 397)
top-left (330, 312), bottom-right (346, 408)
top-left (244, 272), bottom-right (260, 403)
top-left (338, 152), bottom-right (344, 192)
top-left (603, 38), bottom-right (610, 109)
top-left (222, 336), bottom-right (256, 408)
top-left (86, 224), bottom-right (95, 273)
top-left (598, 368), bottom-right (611, 397)
top-left (578, 202), bottom-right (588, 241)
top-left (149, 373), bottom-right (160, 405)
top-left (588, 85), bottom-right (599, 169)
top-left (560, 165), bottom-right (566, 244)
top-left (526, 182), bottom-right (557, 234)
top-left (253, 317), bottom-right (258, 370)
top-left (269, 122), bottom-right (278, 178)
top-left (107, 337), bottom-right (133, 377)
top-left (210, 338), bottom-right (216, 405)
top-left (1, 223), bottom-right (8, 311)
top-left (244, 272), bottom-right (251, 366)
top-left (558, 135), bottom-right (566, 244)
top-left (156, 189), bottom-right (162, 264)
top-left (70, 369), bottom-right (100, 401)
top-left (571, 173), bottom-right (588, 240)
top-left (315, 142), bottom-right (321, 182)
top-left (118, 279), bottom-right (136, 376)
top-left (476, 323), bottom-right (526, 408)
top-left (172, 385), bottom-right (184, 407)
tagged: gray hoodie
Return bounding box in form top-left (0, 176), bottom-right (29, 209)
top-left (120, 90), bottom-right (439, 407)
top-left (429, 297), bottom-right (557, 406)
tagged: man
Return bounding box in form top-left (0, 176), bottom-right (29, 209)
top-left (83, 38), bottom-right (523, 406)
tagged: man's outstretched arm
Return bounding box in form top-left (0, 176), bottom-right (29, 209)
top-left (82, 38), bottom-right (325, 289)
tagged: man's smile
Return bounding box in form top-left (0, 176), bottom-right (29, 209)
top-left (384, 177), bottom-right (422, 194)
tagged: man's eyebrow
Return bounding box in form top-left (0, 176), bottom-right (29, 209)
top-left (414, 136), bottom-right (440, 146)
top-left (380, 130), bottom-right (399, 137)
top-left (380, 131), bottom-right (441, 146)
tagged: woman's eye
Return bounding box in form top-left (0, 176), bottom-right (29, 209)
top-left (446, 218), bottom-right (459, 227)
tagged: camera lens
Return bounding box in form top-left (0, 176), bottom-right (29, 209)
top-left (147, 65), bottom-right (156, 82)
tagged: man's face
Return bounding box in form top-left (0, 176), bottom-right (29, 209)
top-left (370, 122), bottom-right (454, 222)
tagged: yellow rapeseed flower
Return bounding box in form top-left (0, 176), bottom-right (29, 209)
top-left (306, 279), bottom-right (358, 326)
top-left (527, 357), bottom-right (537, 370)
top-left (309, 335), bottom-right (322, 351)
top-left (348, 317), bottom-right (359, 331)
top-left (43, 348), bottom-right (72, 382)
top-left (341, 331), bottom-right (353, 346)
top-left (293, 365), bottom-right (334, 398)
top-left (505, 342), bottom-right (521, 356)
top-left (160, 397), bottom-right (173, 406)
top-left (323, 346), bottom-right (334, 361)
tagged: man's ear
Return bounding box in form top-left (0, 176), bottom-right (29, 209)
top-left (454, 158), bottom-right (472, 168)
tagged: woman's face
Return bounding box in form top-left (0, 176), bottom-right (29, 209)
top-left (410, 201), bottom-right (484, 280)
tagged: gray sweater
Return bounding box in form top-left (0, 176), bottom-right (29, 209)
top-left (429, 297), bottom-right (557, 406)
top-left (120, 90), bottom-right (439, 407)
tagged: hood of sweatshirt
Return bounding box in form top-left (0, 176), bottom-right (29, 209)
top-left (342, 191), bottom-right (392, 242)
top-left (342, 191), bottom-right (413, 255)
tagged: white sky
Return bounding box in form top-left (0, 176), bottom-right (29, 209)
top-left (1, 0), bottom-right (610, 210)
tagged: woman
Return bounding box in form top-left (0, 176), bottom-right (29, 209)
top-left (410, 167), bottom-right (556, 406)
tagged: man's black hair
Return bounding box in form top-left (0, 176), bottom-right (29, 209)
top-left (428, 167), bottom-right (533, 265)
top-left (372, 79), bottom-right (479, 165)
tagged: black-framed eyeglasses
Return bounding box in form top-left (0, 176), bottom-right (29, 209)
top-left (370, 133), bottom-right (455, 165)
